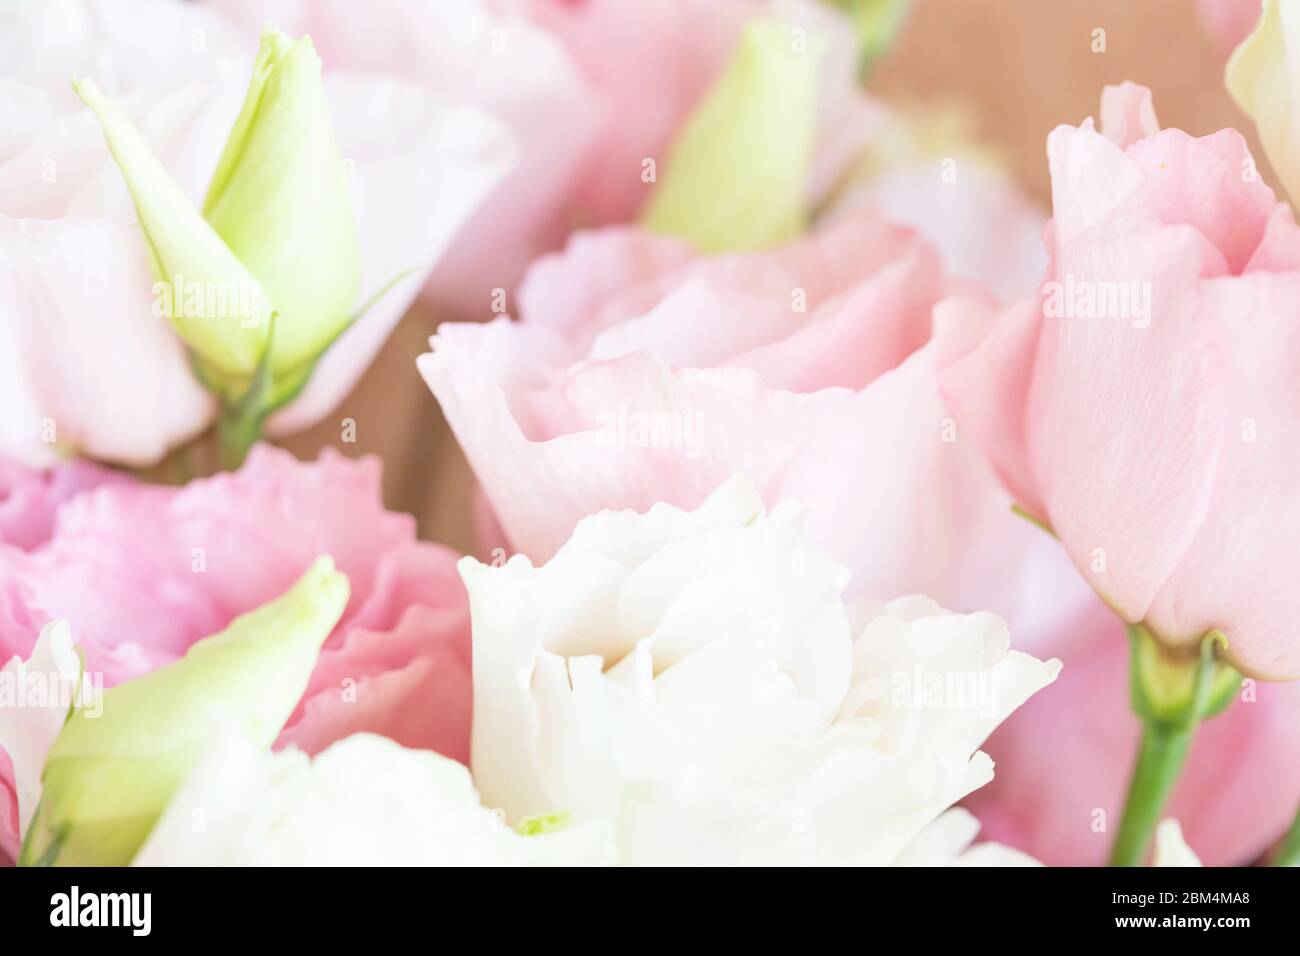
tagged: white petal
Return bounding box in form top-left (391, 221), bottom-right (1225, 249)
top-left (0, 620), bottom-right (85, 838)
top-left (133, 731), bottom-right (614, 866)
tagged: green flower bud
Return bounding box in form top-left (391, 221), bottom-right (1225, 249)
top-left (74, 26), bottom-right (360, 396)
top-left (74, 76), bottom-right (272, 379)
top-left (826, 0), bottom-right (913, 73)
top-left (641, 19), bottom-right (818, 253)
top-left (21, 557), bottom-right (348, 867)
top-left (202, 29), bottom-right (360, 380)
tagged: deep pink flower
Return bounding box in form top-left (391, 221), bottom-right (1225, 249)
top-left (0, 459), bottom-right (126, 551)
top-left (0, 446), bottom-right (470, 860)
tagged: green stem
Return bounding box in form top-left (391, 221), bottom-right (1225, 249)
top-left (217, 397), bottom-right (267, 471)
top-left (1108, 721), bottom-right (1195, 866)
top-left (1274, 805), bottom-right (1300, 867)
top-left (1108, 625), bottom-right (1239, 867)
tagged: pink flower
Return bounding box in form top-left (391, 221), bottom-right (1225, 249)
top-left (0, 0), bottom-right (512, 464)
top-left (0, 458), bottom-right (125, 551)
top-left (1196, 0), bottom-right (1262, 57)
top-left (0, 446), bottom-right (470, 861)
top-left (941, 83), bottom-right (1300, 680)
top-left (420, 208), bottom-right (1090, 631)
top-left (969, 599), bottom-right (1300, 866)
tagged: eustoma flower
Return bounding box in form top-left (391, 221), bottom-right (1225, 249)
top-left (939, 83), bottom-right (1300, 862)
top-left (420, 204), bottom-right (1076, 623)
top-left (0, 0), bottom-right (511, 465)
top-left (0, 446), bottom-right (471, 861)
top-left (461, 478), bottom-right (1060, 865)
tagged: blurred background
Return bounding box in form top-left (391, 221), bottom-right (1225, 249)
top-left (277, 0), bottom-right (1271, 551)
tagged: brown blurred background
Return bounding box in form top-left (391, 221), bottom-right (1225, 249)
top-left (279, 0), bottom-right (1270, 553)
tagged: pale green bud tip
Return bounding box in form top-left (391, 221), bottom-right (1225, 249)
top-left (1226, 0), bottom-right (1297, 203)
top-left (202, 24), bottom-right (360, 380)
top-left (641, 18), bottom-right (819, 253)
top-left (73, 74), bottom-right (272, 379)
top-left (22, 557), bottom-right (348, 866)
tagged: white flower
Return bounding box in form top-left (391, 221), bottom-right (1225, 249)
top-left (0, 620), bottom-right (86, 854)
top-left (461, 477), bottom-right (1060, 865)
top-left (132, 732), bottom-right (614, 866)
top-left (1152, 819), bottom-right (1203, 867)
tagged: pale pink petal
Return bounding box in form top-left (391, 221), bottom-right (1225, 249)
top-left (1145, 272), bottom-right (1300, 677)
top-left (0, 458), bottom-right (125, 550)
top-left (421, 329), bottom-right (856, 563)
top-left (0, 217), bottom-right (216, 467)
top-left (1196, 0), bottom-right (1263, 58)
top-left (1029, 124), bottom-right (1230, 625)
top-left (516, 0), bottom-right (751, 221)
top-left (267, 77), bottom-right (514, 433)
top-left (1099, 81), bottom-right (1160, 148)
top-left (938, 295), bottom-right (1046, 519)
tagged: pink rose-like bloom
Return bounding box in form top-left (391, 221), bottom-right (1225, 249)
top-left (1196, 0), bottom-right (1261, 57)
top-left (0, 0), bottom-right (512, 463)
top-left (939, 84), bottom-right (1300, 864)
top-left (0, 446), bottom-right (470, 861)
top-left (0, 459), bottom-right (126, 551)
top-left (941, 83), bottom-right (1300, 681)
top-left (420, 207), bottom-right (1087, 628)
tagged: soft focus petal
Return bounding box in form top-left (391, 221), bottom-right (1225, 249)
top-left (1153, 819), bottom-right (1204, 867)
top-left (266, 77), bottom-right (513, 432)
top-left (0, 621), bottom-right (83, 863)
top-left (1228, 0), bottom-right (1300, 205)
top-left (0, 458), bottom-right (125, 550)
top-left (133, 732), bottom-right (614, 866)
top-left (0, 216), bottom-right (217, 467)
top-left (1199, 0), bottom-right (1263, 58)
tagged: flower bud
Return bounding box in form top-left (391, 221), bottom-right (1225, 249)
top-left (21, 557), bottom-right (348, 866)
top-left (74, 76), bottom-right (271, 380)
top-left (641, 20), bottom-right (818, 252)
top-left (74, 26), bottom-right (360, 397)
top-left (202, 28), bottom-right (360, 382)
top-left (1227, 0), bottom-right (1299, 204)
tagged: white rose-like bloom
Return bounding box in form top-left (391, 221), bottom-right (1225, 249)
top-left (462, 477), bottom-right (1061, 866)
top-left (132, 732), bottom-right (614, 866)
